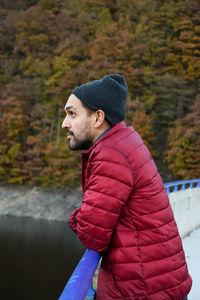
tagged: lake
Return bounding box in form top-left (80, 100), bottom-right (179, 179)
top-left (0, 215), bottom-right (85, 300)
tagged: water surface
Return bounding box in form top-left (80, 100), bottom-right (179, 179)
top-left (0, 215), bottom-right (85, 300)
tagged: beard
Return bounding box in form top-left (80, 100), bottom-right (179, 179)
top-left (67, 122), bottom-right (94, 150)
top-left (68, 134), bottom-right (93, 150)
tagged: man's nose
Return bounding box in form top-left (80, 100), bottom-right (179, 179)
top-left (62, 115), bottom-right (70, 128)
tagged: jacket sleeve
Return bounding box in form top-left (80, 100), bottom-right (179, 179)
top-left (71, 146), bottom-right (134, 253)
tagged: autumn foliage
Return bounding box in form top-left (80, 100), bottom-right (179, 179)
top-left (0, 0), bottom-right (199, 188)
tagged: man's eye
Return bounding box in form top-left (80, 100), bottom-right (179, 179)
top-left (68, 111), bottom-right (75, 117)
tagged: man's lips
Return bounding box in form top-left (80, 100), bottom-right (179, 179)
top-left (67, 130), bottom-right (74, 139)
top-left (67, 134), bottom-right (73, 139)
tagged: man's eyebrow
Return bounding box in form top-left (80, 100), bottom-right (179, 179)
top-left (64, 105), bottom-right (77, 112)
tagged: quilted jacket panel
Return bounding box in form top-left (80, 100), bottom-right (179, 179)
top-left (69, 121), bottom-right (192, 299)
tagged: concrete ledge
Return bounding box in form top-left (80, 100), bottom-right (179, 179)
top-left (169, 187), bottom-right (200, 238)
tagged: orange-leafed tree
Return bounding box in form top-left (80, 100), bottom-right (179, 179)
top-left (165, 95), bottom-right (200, 178)
top-left (129, 100), bottom-right (157, 157)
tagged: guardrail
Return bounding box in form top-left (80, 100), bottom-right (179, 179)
top-left (166, 178), bottom-right (200, 237)
top-left (59, 179), bottom-right (200, 300)
top-left (58, 249), bottom-right (101, 300)
top-left (164, 179), bottom-right (200, 195)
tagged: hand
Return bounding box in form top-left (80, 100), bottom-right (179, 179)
top-left (69, 207), bottom-right (81, 233)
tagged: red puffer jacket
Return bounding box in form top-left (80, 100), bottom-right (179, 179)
top-left (69, 121), bottom-right (192, 300)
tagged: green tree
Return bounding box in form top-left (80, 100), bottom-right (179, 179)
top-left (165, 95), bottom-right (200, 178)
top-left (165, 0), bottom-right (200, 85)
top-left (0, 94), bottom-right (29, 183)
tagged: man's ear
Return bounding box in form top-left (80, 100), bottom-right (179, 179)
top-left (94, 110), bottom-right (105, 128)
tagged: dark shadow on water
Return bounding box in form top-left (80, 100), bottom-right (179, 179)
top-left (0, 215), bottom-right (85, 300)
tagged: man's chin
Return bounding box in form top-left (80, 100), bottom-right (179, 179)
top-left (67, 137), bottom-right (93, 151)
top-left (68, 141), bottom-right (76, 150)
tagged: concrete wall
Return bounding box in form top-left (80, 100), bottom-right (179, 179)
top-left (169, 187), bottom-right (200, 238)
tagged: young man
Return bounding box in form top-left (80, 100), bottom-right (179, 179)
top-left (62, 74), bottom-right (192, 299)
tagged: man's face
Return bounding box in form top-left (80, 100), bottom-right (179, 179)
top-left (62, 94), bottom-right (95, 150)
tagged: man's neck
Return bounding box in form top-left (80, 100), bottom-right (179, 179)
top-left (95, 127), bottom-right (112, 143)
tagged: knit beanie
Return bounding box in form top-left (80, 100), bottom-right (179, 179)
top-left (72, 74), bottom-right (128, 125)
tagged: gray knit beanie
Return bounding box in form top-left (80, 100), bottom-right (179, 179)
top-left (72, 74), bottom-right (128, 125)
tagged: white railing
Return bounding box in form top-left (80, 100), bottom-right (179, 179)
top-left (165, 179), bottom-right (200, 237)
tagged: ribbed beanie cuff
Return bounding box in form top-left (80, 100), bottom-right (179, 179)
top-left (72, 74), bottom-right (128, 124)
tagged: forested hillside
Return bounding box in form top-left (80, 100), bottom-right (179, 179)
top-left (0, 0), bottom-right (199, 188)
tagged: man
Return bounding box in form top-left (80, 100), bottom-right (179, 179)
top-left (62, 74), bottom-right (192, 299)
